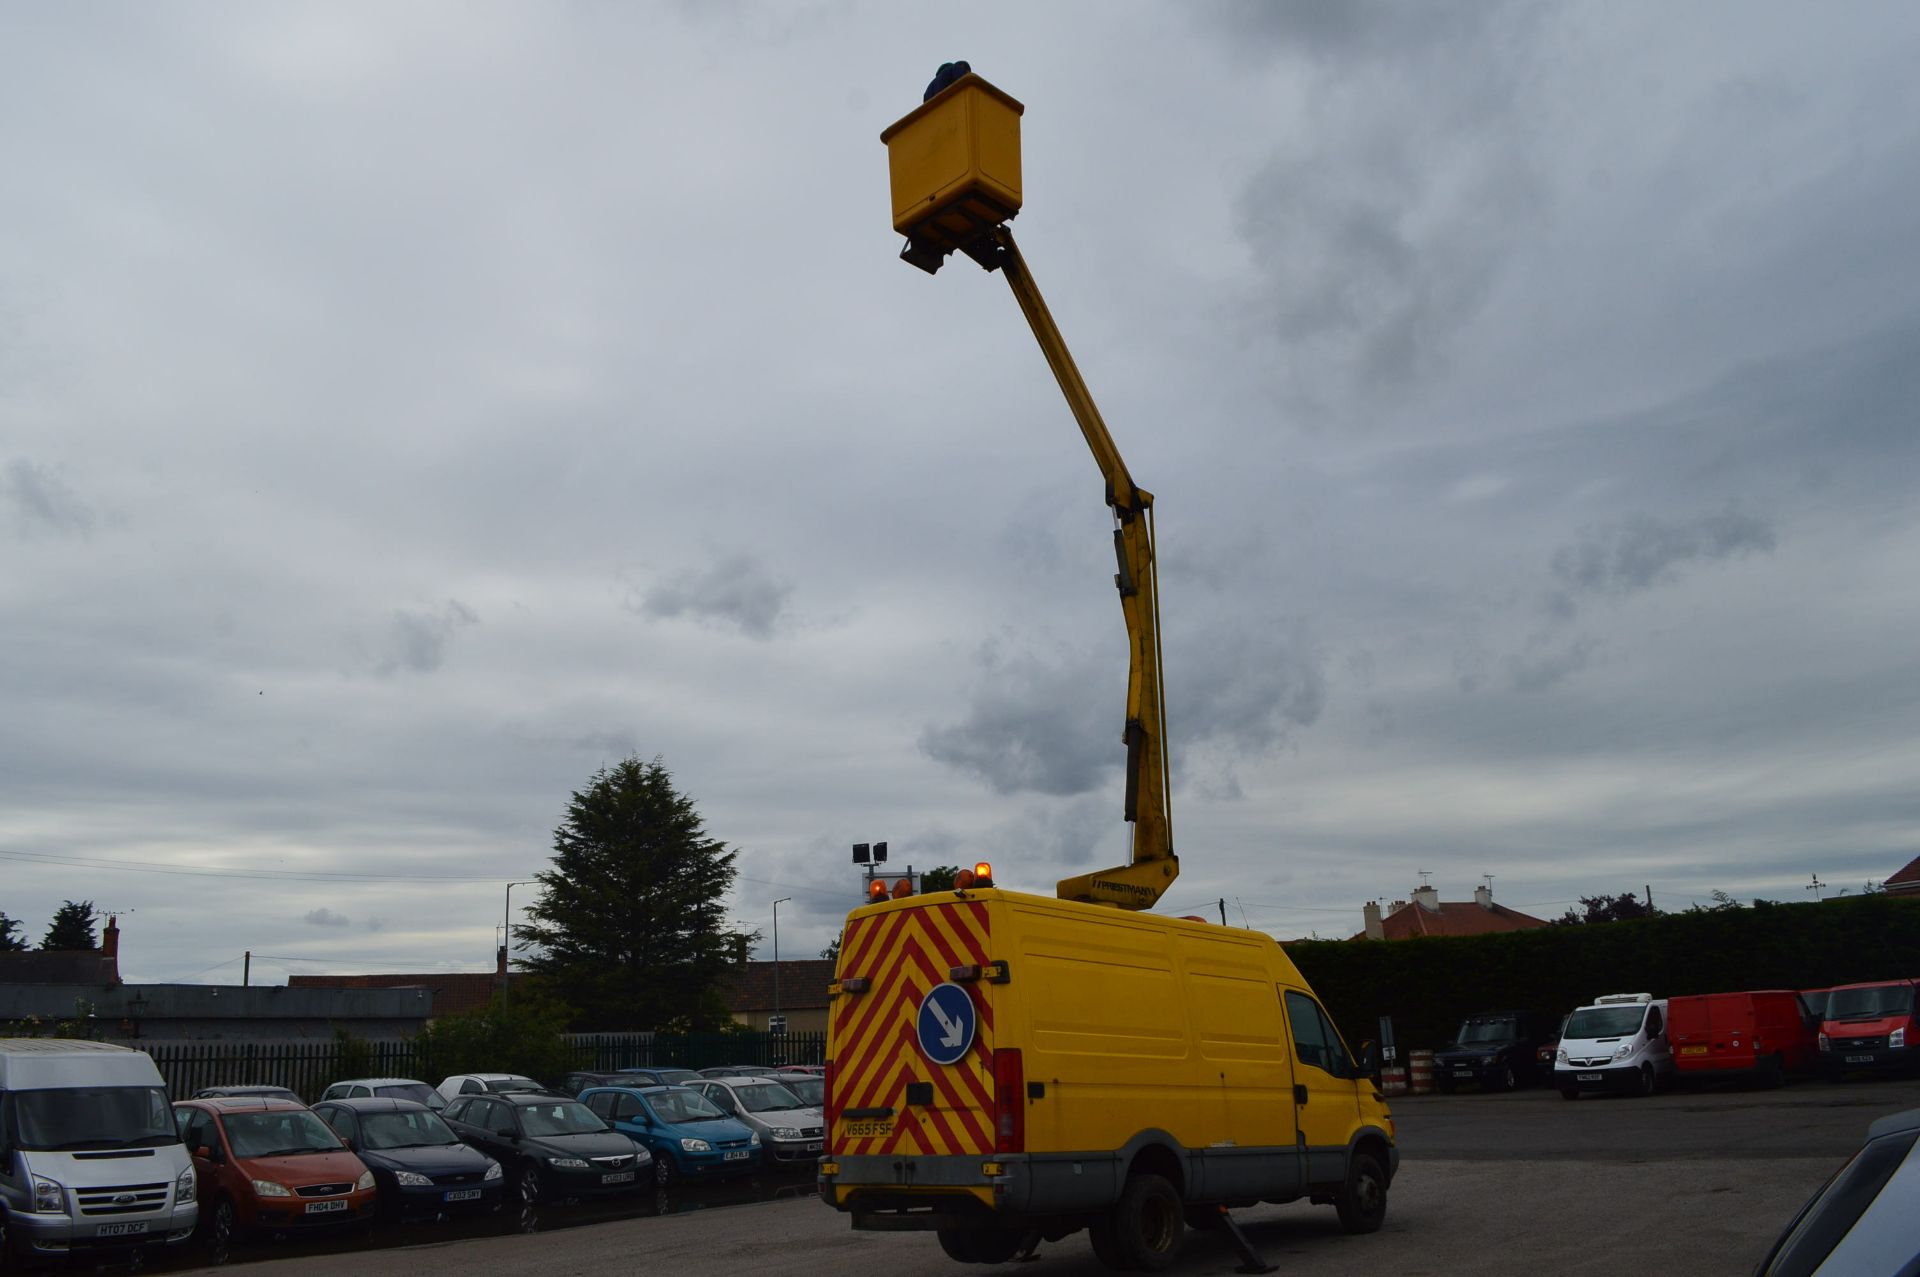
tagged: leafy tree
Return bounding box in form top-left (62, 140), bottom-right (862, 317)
top-left (820, 932), bottom-right (842, 962)
top-left (920, 865), bottom-right (960, 892)
top-left (1552, 892), bottom-right (1659, 926)
top-left (42, 900), bottom-right (98, 951)
top-left (0, 912), bottom-right (28, 953)
top-left (516, 756), bottom-right (757, 1031)
top-left (410, 994), bottom-right (583, 1084)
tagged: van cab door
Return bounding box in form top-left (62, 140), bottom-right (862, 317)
top-left (1282, 989), bottom-right (1361, 1186)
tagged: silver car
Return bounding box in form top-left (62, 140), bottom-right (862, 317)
top-left (1755, 1106), bottom-right (1920, 1274)
top-left (692, 1077), bottom-right (823, 1167)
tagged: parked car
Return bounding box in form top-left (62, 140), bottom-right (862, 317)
top-left (439, 1092), bottom-right (650, 1210)
top-left (759, 1072), bottom-right (824, 1108)
top-left (434, 1073), bottom-right (547, 1103)
top-left (552, 1070), bottom-right (635, 1098)
top-left (1537, 1014), bottom-right (1569, 1072)
top-left (1753, 1106), bottom-right (1920, 1275)
top-left (1668, 989), bottom-right (1818, 1086)
top-left (319, 1077), bottom-right (446, 1110)
top-left (0, 1040), bottom-right (199, 1266)
top-left (1554, 992), bottom-right (1674, 1098)
top-left (691, 1076), bottom-right (823, 1167)
top-left (1817, 979), bottom-right (1920, 1078)
top-left (311, 1097), bottom-right (503, 1220)
top-left (618, 1066), bottom-right (704, 1087)
top-left (193, 1085), bottom-right (302, 1103)
top-left (578, 1085), bottom-right (760, 1186)
top-left (696, 1065), bottom-right (775, 1079)
top-left (172, 1097), bottom-right (376, 1263)
top-left (1432, 1010), bottom-right (1551, 1092)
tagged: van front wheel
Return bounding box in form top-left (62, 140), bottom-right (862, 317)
top-left (1335, 1152), bottom-right (1388, 1234)
top-left (1089, 1172), bottom-right (1184, 1271)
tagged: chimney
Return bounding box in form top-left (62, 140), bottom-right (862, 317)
top-left (1362, 901), bottom-right (1385, 941)
top-left (102, 915), bottom-right (122, 983)
top-left (495, 944), bottom-right (507, 983)
top-left (1474, 883), bottom-right (1494, 910)
top-left (1412, 885), bottom-right (1440, 912)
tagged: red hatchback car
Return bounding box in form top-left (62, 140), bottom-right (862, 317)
top-left (172, 1097), bottom-right (377, 1262)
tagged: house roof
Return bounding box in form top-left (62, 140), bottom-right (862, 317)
top-left (721, 960), bottom-right (835, 1012)
top-left (0, 950), bottom-right (120, 986)
top-left (1885, 854), bottom-right (1920, 893)
top-left (287, 972), bottom-right (505, 1018)
top-left (1354, 899), bottom-right (1550, 941)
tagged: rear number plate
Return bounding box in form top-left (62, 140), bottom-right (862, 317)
top-left (1681, 1045), bottom-right (1709, 1055)
top-left (806, 1141), bottom-right (823, 1152)
top-left (1453, 1069), bottom-right (1473, 1076)
top-left (843, 1119), bottom-right (893, 1139)
top-left (97, 1222), bottom-right (149, 1237)
top-left (1577, 1072), bottom-right (1602, 1082)
top-left (304, 1200), bottom-right (347, 1215)
top-left (444, 1188), bottom-right (483, 1202)
top-left (723, 1150), bottom-right (752, 1162)
top-left (1846, 1054), bottom-right (1875, 1063)
top-left (601, 1171), bottom-right (636, 1184)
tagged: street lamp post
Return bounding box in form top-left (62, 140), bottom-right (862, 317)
top-left (504, 880), bottom-right (537, 1006)
top-left (772, 897), bottom-right (792, 1034)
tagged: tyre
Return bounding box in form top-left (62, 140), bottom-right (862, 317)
top-left (1761, 1055), bottom-right (1787, 1089)
top-left (1559, 1087), bottom-right (1579, 1101)
top-left (1494, 1063), bottom-right (1517, 1092)
top-left (1334, 1151), bottom-right (1387, 1235)
top-left (936, 1226), bottom-right (1024, 1264)
top-left (207, 1199), bottom-right (237, 1266)
top-left (1636, 1064), bottom-right (1655, 1097)
top-left (1089, 1172), bottom-right (1183, 1272)
top-left (655, 1154), bottom-right (678, 1188)
top-left (1434, 1076), bottom-right (1456, 1095)
top-left (514, 1164), bottom-right (541, 1232)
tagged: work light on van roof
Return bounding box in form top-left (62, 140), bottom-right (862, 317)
top-left (1594, 993), bottom-right (1654, 1004)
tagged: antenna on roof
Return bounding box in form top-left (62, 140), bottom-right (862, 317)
top-left (1416, 869), bottom-right (1432, 888)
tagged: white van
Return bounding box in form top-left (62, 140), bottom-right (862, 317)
top-left (0, 1039), bottom-right (198, 1261)
top-left (1553, 993), bottom-right (1673, 1098)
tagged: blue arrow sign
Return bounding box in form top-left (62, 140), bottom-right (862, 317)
top-left (916, 983), bottom-right (977, 1066)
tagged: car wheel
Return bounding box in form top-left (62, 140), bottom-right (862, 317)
top-left (1434, 1076), bottom-right (1455, 1095)
top-left (514, 1164), bottom-right (541, 1232)
top-left (655, 1154), bottom-right (677, 1188)
top-left (1090, 1172), bottom-right (1183, 1272)
top-left (1761, 1054), bottom-right (1787, 1089)
top-left (1495, 1063), bottom-right (1517, 1092)
top-left (208, 1199), bottom-right (237, 1266)
top-left (1636, 1064), bottom-right (1656, 1097)
top-left (1334, 1151), bottom-right (1388, 1235)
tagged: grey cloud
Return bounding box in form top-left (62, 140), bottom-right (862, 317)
top-left (303, 907), bottom-right (350, 928)
top-left (3, 459), bottom-right (93, 539)
top-left (1551, 509), bottom-right (1777, 599)
top-left (1206, 0), bottom-right (1520, 62)
top-left (1506, 634), bottom-right (1596, 694)
top-left (919, 642), bottom-right (1113, 796)
top-left (374, 600), bottom-right (478, 676)
top-left (638, 553), bottom-right (791, 641)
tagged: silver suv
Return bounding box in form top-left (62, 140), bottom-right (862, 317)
top-left (691, 1077), bottom-right (823, 1167)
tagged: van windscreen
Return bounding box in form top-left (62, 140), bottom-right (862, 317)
top-left (1828, 985), bottom-right (1915, 1020)
top-left (1565, 1006), bottom-right (1645, 1039)
top-left (13, 1087), bottom-right (177, 1151)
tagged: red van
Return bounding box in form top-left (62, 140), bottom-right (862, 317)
top-left (1668, 990), bottom-right (1817, 1086)
top-left (1818, 979), bottom-right (1920, 1078)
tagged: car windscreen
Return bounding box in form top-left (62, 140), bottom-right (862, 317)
top-left (517, 1101), bottom-right (606, 1137)
top-left (1828, 985), bottom-right (1915, 1020)
top-left (373, 1083), bottom-right (442, 1107)
top-left (647, 1088), bottom-right (728, 1123)
top-left (13, 1087), bottom-right (177, 1151)
top-left (1457, 1018), bottom-right (1519, 1043)
top-left (485, 1078), bottom-right (542, 1093)
top-left (1564, 1006), bottom-right (1646, 1039)
top-left (222, 1109), bottom-right (344, 1158)
top-left (731, 1082), bottom-right (805, 1113)
top-left (360, 1109), bottom-right (461, 1149)
top-left (773, 1077), bottom-right (824, 1106)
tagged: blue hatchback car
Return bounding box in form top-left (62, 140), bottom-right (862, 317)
top-left (579, 1085), bottom-right (759, 1186)
top-left (312, 1097), bottom-right (504, 1220)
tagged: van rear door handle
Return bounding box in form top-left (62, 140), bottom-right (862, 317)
top-left (1293, 1084), bottom-right (1308, 1106)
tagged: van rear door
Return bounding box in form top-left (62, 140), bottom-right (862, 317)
top-left (830, 898), bottom-right (997, 1162)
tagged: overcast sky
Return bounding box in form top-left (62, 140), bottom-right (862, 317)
top-left (5, 3), bottom-right (1918, 984)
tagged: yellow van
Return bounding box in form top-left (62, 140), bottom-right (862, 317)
top-left (819, 886), bottom-right (1397, 1268)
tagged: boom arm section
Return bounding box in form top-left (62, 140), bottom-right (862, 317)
top-left (986, 226), bottom-right (1178, 910)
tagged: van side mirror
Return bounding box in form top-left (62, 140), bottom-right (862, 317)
top-left (1357, 1040), bottom-right (1381, 1080)
top-left (196, 1144), bottom-right (218, 1163)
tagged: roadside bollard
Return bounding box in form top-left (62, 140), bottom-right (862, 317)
top-left (1409, 1049), bottom-right (1435, 1095)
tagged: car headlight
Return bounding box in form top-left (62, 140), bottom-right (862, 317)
top-left (1611, 1044), bottom-right (1634, 1062)
top-left (176, 1165), bottom-right (197, 1204)
top-left (1556, 1048), bottom-right (1568, 1064)
top-left (549, 1157), bottom-right (590, 1169)
top-left (769, 1127), bottom-right (803, 1141)
top-left (1893, 1028), bottom-right (1907, 1048)
top-left (748, 1132), bottom-right (761, 1146)
top-left (393, 1171), bottom-right (434, 1187)
top-left (356, 1170), bottom-right (376, 1192)
top-left (252, 1179), bottom-right (292, 1198)
top-left (31, 1175), bottom-right (65, 1213)
top-left (1818, 1032), bottom-right (1831, 1052)
top-left (483, 1161), bottom-right (503, 1181)
top-left (629, 1142), bottom-right (653, 1163)
top-left (680, 1138), bottom-right (712, 1153)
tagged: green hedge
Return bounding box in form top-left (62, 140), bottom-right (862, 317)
top-left (1287, 894), bottom-right (1920, 1053)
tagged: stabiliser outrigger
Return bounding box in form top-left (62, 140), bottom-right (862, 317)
top-left (884, 72), bottom-right (1178, 914)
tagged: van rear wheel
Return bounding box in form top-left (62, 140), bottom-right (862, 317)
top-left (1089, 1172), bottom-right (1184, 1271)
top-left (936, 1226), bottom-right (1024, 1264)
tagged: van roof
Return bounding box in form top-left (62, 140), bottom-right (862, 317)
top-left (0, 1038), bottom-right (162, 1089)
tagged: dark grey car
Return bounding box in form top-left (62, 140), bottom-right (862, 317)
top-left (1753, 1106), bottom-right (1920, 1274)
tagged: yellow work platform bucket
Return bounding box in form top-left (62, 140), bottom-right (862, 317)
top-left (881, 74), bottom-right (1024, 263)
